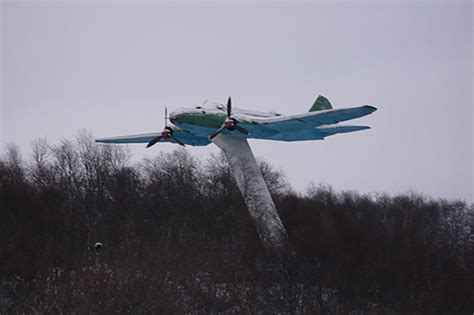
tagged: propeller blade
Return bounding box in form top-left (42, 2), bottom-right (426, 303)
top-left (209, 126), bottom-right (226, 140)
top-left (235, 125), bottom-right (250, 135)
top-left (164, 107), bottom-right (168, 127)
top-left (146, 136), bottom-right (163, 148)
top-left (171, 136), bottom-right (185, 147)
top-left (226, 97), bottom-right (232, 117)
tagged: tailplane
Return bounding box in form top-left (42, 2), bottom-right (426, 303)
top-left (309, 95), bottom-right (333, 112)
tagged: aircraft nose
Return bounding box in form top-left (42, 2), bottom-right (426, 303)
top-left (169, 112), bottom-right (180, 124)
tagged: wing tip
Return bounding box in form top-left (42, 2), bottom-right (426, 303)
top-left (95, 138), bottom-right (119, 144)
top-left (364, 105), bottom-right (377, 112)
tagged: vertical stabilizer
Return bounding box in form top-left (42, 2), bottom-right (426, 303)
top-left (309, 95), bottom-right (333, 112)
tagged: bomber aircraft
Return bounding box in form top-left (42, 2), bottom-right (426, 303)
top-left (96, 95), bottom-right (377, 249)
top-left (95, 95), bottom-right (377, 147)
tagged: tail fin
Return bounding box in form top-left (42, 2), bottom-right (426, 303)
top-left (309, 95), bottom-right (333, 112)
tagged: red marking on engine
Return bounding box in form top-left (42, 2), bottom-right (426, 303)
top-left (224, 119), bottom-right (234, 128)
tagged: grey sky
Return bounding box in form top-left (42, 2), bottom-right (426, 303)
top-left (1, 1), bottom-right (472, 202)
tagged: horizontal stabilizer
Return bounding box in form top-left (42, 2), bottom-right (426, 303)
top-left (318, 125), bottom-right (370, 136)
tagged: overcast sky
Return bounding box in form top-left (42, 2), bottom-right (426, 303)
top-left (1, 1), bottom-right (472, 203)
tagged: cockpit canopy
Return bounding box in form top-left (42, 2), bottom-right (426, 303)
top-left (195, 103), bottom-right (225, 110)
top-left (195, 102), bottom-right (281, 117)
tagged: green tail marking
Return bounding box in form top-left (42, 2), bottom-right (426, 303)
top-left (309, 95), bottom-right (333, 112)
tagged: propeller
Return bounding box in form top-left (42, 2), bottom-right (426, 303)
top-left (146, 107), bottom-right (185, 148)
top-left (209, 97), bottom-right (249, 140)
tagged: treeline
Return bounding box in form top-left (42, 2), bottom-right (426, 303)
top-left (0, 131), bottom-right (473, 313)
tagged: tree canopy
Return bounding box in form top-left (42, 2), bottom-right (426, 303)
top-left (1, 132), bottom-right (472, 313)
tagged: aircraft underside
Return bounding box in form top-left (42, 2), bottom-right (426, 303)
top-left (96, 123), bottom-right (371, 147)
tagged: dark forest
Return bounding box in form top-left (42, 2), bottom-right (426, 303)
top-left (1, 132), bottom-right (473, 314)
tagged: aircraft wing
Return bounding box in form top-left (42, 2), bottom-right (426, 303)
top-left (95, 130), bottom-right (210, 146)
top-left (249, 105), bottom-right (377, 131)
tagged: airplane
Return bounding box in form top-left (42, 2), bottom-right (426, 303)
top-left (95, 95), bottom-right (377, 249)
top-left (95, 95), bottom-right (377, 147)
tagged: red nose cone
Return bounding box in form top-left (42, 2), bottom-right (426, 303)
top-left (224, 119), bottom-right (234, 128)
top-left (161, 130), bottom-right (171, 137)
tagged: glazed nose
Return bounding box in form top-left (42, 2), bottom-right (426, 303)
top-left (169, 112), bottom-right (179, 124)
